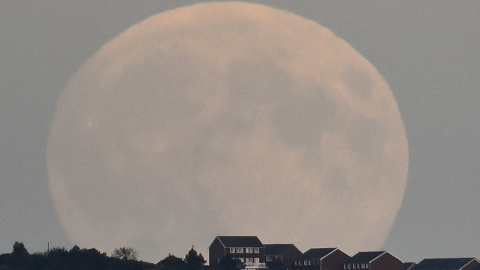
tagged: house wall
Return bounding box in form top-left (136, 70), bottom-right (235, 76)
top-left (209, 238), bottom-right (266, 270)
top-left (461, 260), bottom-right (480, 270)
top-left (293, 250), bottom-right (349, 270)
top-left (294, 260), bottom-right (321, 270)
top-left (209, 238), bottom-right (226, 270)
top-left (282, 246), bottom-right (303, 270)
top-left (228, 247), bottom-right (265, 263)
top-left (370, 253), bottom-right (402, 270)
top-left (321, 249), bottom-right (350, 270)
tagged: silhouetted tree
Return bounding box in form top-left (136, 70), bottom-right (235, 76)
top-left (82, 248), bottom-right (107, 270)
top-left (184, 247), bottom-right (206, 270)
top-left (112, 247), bottom-right (138, 260)
top-left (0, 243), bottom-right (158, 270)
top-left (47, 247), bottom-right (69, 269)
top-left (11, 242), bottom-right (31, 269)
top-left (12, 242), bottom-right (29, 258)
top-left (158, 254), bottom-right (185, 270)
top-left (31, 252), bottom-right (49, 270)
top-left (219, 255), bottom-right (244, 270)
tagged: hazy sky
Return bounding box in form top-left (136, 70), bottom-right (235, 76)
top-left (1, 0), bottom-right (479, 264)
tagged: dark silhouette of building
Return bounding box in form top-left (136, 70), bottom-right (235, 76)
top-left (209, 236), bottom-right (266, 270)
top-left (412, 258), bottom-right (480, 270)
top-left (343, 251), bottom-right (402, 270)
top-left (294, 248), bottom-right (350, 270)
top-left (404, 262), bottom-right (416, 270)
top-left (265, 244), bottom-right (302, 270)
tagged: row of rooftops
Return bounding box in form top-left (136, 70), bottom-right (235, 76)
top-left (299, 249), bottom-right (480, 270)
top-left (409, 258), bottom-right (480, 270)
top-left (211, 236), bottom-right (480, 270)
top-left (216, 236), bottom-right (264, 248)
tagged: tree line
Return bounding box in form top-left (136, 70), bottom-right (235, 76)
top-left (0, 241), bottom-right (207, 270)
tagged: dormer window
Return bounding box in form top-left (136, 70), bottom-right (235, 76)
top-left (254, 247), bottom-right (260, 253)
top-left (230, 248), bottom-right (235, 253)
top-left (246, 247), bottom-right (253, 253)
top-left (236, 248), bottom-right (244, 253)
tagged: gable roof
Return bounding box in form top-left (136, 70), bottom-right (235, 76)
top-left (413, 258), bottom-right (479, 270)
top-left (265, 244), bottom-right (296, 255)
top-left (216, 236), bottom-right (264, 248)
top-left (346, 251), bottom-right (386, 264)
top-left (404, 262), bottom-right (416, 270)
top-left (295, 248), bottom-right (337, 260)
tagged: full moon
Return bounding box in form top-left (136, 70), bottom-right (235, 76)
top-left (47, 2), bottom-right (408, 262)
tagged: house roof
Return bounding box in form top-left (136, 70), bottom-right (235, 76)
top-left (265, 244), bottom-right (296, 256)
top-left (404, 262), bottom-right (416, 270)
top-left (295, 248), bottom-right (337, 261)
top-left (413, 258), bottom-right (479, 270)
top-left (216, 236), bottom-right (264, 248)
top-left (345, 251), bottom-right (386, 264)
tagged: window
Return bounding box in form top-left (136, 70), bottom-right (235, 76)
top-left (254, 247), bottom-right (260, 253)
top-left (239, 258), bottom-right (245, 263)
top-left (247, 258), bottom-right (254, 263)
top-left (295, 261), bottom-right (298, 266)
top-left (348, 264), bottom-right (351, 269)
top-left (353, 264), bottom-right (356, 269)
top-left (236, 248), bottom-right (244, 253)
top-left (230, 248), bottom-right (235, 253)
top-left (267, 256), bottom-right (274, 262)
top-left (254, 258), bottom-right (259, 264)
top-left (246, 247), bottom-right (253, 253)
top-left (361, 264), bottom-right (365, 269)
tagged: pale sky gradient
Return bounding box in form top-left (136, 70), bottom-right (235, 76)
top-left (1, 0), bottom-right (479, 264)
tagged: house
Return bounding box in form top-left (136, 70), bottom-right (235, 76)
top-left (412, 258), bottom-right (480, 270)
top-left (209, 236), bottom-right (266, 270)
top-left (264, 244), bottom-right (302, 270)
top-left (404, 262), bottom-right (416, 270)
top-left (469, 264), bottom-right (480, 270)
top-left (343, 251), bottom-right (403, 270)
top-left (294, 248), bottom-right (350, 270)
